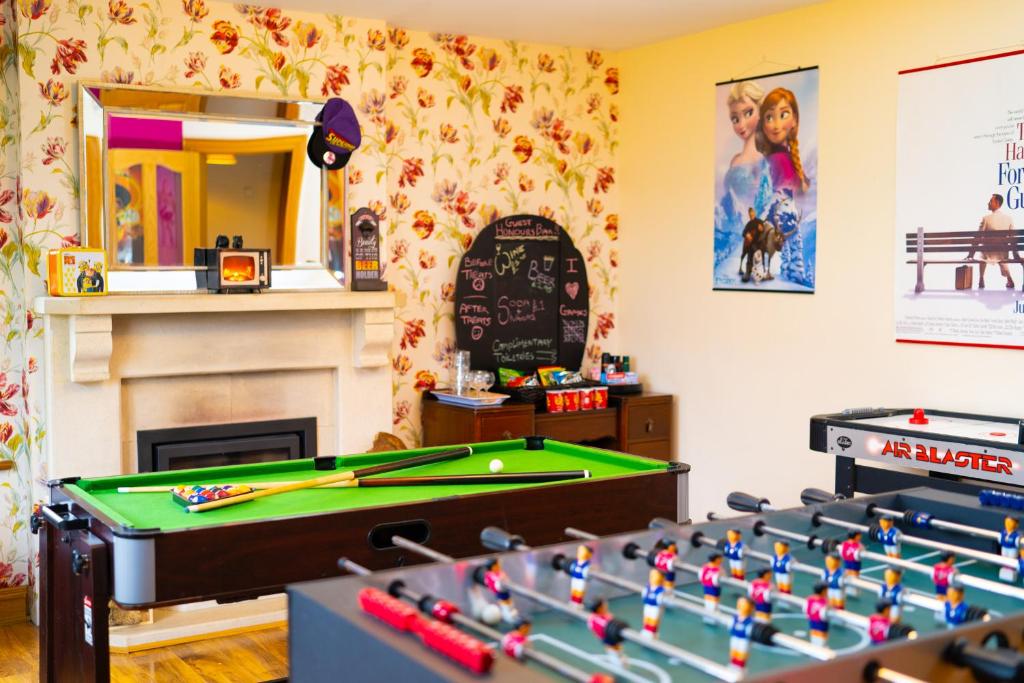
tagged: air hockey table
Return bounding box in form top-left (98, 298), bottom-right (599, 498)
top-left (810, 408), bottom-right (1024, 497)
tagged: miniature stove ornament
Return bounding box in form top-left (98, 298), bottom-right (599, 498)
top-left (194, 234), bottom-right (271, 293)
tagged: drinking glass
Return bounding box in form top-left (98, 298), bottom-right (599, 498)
top-left (479, 371), bottom-right (495, 393)
top-left (452, 350), bottom-right (471, 395)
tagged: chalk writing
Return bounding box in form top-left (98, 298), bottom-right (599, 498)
top-left (528, 259), bottom-right (556, 293)
top-left (494, 243), bottom-right (527, 276)
top-left (561, 319), bottom-right (586, 344)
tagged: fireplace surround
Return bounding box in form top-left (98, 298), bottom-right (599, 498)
top-left (137, 417), bottom-right (317, 472)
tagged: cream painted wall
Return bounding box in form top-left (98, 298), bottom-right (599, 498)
top-left (618, 0), bottom-right (1024, 518)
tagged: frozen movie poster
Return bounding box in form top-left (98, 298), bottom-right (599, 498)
top-left (895, 51), bottom-right (1024, 348)
top-left (713, 67), bottom-right (819, 293)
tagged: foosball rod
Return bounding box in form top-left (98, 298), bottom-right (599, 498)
top-left (727, 492), bottom-right (1024, 601)
top-left (338, 557), bottom-right (602, 683)
top-left (618, 525), bottom-right (871, 632)
top-left (800, 488), bottom-right (1002, 544)
top-left (795, 490), bottom-right (1016, 571)
top-left (390, 535), bottom-right (742, 682)
top-left (687, 517), bottom-right (944, 614)
top-left (548, 527), bottom-right (836, 660)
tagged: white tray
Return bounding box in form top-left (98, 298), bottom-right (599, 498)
top-left (432, 389), bottom-right (510, 407)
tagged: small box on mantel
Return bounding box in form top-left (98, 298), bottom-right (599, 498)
top-left (47, 248), bottom-right (107, 297)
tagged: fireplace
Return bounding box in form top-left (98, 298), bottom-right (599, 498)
top-left (137, 417), bottom-right (317, 472)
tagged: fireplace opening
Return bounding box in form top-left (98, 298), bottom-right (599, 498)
top-left (137, 417), bottom-right (317, 472)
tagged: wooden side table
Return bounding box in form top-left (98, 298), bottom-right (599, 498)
top-left (612, 393), bottom-right (673, 460)
top-left (421, 392), bottom-right (674, 461)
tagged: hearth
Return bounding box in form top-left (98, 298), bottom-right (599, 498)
top-left (137, 417), bottom-right (316, 472)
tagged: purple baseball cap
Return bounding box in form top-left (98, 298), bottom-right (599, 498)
top-left (307, 98), bottom-right (361, 170)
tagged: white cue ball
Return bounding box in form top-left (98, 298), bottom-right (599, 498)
top-left (481, 604), bottom-right (501, 625)
top-left (488, 458), bottom-right (504, 474)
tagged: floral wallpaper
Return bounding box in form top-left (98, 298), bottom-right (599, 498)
top-left (381, 30), bottom-right (620, 446)
top-left (0, 0), bottom-right (620, 602)
top-left (1, 0), bottom-right (31, 592)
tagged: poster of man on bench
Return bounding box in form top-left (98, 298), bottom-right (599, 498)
top-left (895, 49), bottom-right (1024, 349)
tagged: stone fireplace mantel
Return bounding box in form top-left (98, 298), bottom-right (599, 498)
top-left (35, 290), bottom-right (395, 383)
top-left (35, 290), bottom-right (396, 480)
top-left (34, 289), bottom-right (397, 647)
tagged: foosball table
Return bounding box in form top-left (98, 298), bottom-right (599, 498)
top-left (289, 486), bottom-right (1024, 682)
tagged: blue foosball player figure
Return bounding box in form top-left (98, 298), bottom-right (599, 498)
top-left (944, 585), bottom-right (988, 629)
top-left (878, 567), bottom-right (904, 622)
top-left (722, 529), bottom-right (745, 580)
top-left (728, 597), bottom-right (755, 672)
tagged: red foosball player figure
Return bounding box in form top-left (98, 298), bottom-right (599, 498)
top-left (868, 598), bottom-right (917, 644)
top-left (652, 539), bottom-right (679, 591)
top-left (747, 568), bottom-right (773, 623)
top-left (772, 540), bottom-right (793, 594)
top-left (568, 545), bottom-right (593, 608)
top-left (821, 553), bottom-right (846, 609)
top-left (878, 567), bottom-right (904, 623)
top-left (640, 569), bottom-right (666, 640)
top-left (587, 597), bottom-right (629, 668)
top-left (481, 558), bottom-right (520, 623)
top-left (999, 516), bottom-right (1021, 583)
top-left (932, 552), bottom-right (959, 602)
top-left (728, 596), bottom-right (755, 672)
top-left (840, 530), bottom-right (864, 596)
top-left (805, 582), bottom-right (830, 647)
top-left (501, 619), bottom-right (531, 660)
top-left (873, 516), bottom-right (903, 558)
top-left (700, 553), bottom-right (724, 621)
top-left (944, 585), bottom-right (988, 629)
top-left (723, 529), bottom-right (745, 580)
top-left (868, 599), bottom-right (893, 645)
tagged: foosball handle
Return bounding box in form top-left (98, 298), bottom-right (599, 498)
top-left (801, 488), bottom-right (845, 505)
top-left (944, 637), bottom-right (1024, 681)
top-left (727, 491), bottom-right (771, 514)
top-left (480, 526), bottom-right (526, 552)
top-left (648, 517), bottom-right (678, 530)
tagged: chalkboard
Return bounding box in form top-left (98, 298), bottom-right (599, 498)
top-left (455, 214), bottom-right (589, 373)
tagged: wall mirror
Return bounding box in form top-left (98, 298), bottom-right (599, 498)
top-left (78, 83), bottom-right (347, 291)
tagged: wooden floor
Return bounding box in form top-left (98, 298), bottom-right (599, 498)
top-left (0, 622), bottom-right (288, 682)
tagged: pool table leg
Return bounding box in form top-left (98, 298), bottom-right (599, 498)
top-left (39, 522), bottom-right (111, 683)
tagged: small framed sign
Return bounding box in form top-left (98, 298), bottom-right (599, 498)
top-left (349, 208), bottom-right (386, 291)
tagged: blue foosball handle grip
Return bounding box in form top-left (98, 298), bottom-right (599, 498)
top-left (979, 489), bottom-right (1024, 510)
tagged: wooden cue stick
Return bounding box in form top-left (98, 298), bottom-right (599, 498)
top-left (120, 470), bottom-right (591, 493)
top-left (185, 446), bottom-right (472, 513)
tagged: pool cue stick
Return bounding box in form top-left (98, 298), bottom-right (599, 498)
top-left (726, 492), bottom-right (1024, 601)
top-left (485, 526), bottom-right (835, 661)
top-left (391, 537), bottom-right (743, 682)
top-left (338, 558), bottom-right (605, 683)
top-left (119, 469), bottom-right (590, 493)
top-left (185, 447), bottom-right (471, 513)
top-left (688, 516), bottom-right (945, 614)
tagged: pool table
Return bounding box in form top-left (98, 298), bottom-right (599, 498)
top-left (34, 438), bottom-right (688, 682)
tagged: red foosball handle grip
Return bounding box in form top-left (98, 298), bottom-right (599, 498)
top-left (358, 588), bottom-right (494, 674)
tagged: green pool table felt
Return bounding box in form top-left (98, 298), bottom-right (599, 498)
top-left (63, 440), bottom-right (667, 532)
